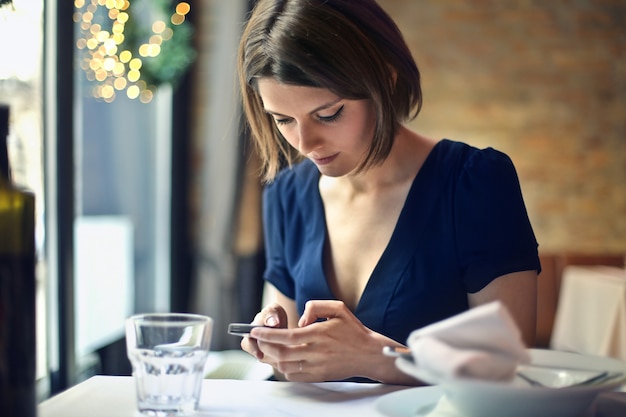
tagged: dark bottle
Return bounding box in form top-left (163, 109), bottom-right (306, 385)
top-left (0, 104), bottom-right (37, 417)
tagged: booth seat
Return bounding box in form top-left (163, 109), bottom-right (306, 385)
top-left (536, 253), bottom-right (625, 348)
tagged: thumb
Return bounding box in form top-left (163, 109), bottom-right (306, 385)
top-left (298, 299), bottom-right (346, 327)
top-left (262, 303), bottom-right (289, 328)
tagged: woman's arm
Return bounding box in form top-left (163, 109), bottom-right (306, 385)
top-left (468, 270), bottom-right (538, 347)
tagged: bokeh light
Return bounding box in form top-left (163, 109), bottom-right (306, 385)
top-left (75, 0), bottom-right (191, 103)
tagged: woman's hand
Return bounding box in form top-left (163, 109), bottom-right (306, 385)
top-left (247, 299), bottom-right (417, 384)
top-left (240, 302), bottom-right (289, 360)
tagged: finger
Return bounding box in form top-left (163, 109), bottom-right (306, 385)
top-left (249, 326), bottom-right (300, 344)
top-left (251, 311), bottom-right (266, 326)
top-left (280, 359), bottom-right (306, 378)
top-left (241, 336), bottom-right (264, 360)
top-left (298, 299), bottom-right (347, 327)
top-left (260, 303), bottom-right (289, 328)
top-left (251, 321), bottom-right (331, 346)
top-left (282, 360), bottom-right (325, 383)
top-left (254, 340), bottom-right (307, 374)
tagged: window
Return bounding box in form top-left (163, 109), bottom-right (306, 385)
top-left (0, 0), bottom-right (47, 393)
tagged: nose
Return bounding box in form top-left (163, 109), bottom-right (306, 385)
top-left (295, 122), bottom-right (320, 154)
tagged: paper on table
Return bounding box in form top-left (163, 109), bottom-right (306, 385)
top-left (406, 301), bottom-right (530, 383)
top-left (197, 379), bottom-right (407, 417)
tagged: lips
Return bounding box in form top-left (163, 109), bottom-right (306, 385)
top-left (311, 153), bottom-right (338, 166)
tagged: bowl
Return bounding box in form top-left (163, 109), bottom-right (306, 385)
top-left (395, 348), bottom-right (626, 417)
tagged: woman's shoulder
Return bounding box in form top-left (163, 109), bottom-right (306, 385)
top-left (432, 139), bottom-right (516, 175)
top-left (264, 159), bottom-right (320, 198)
top-left (426, 139), bottom-right (525, 208)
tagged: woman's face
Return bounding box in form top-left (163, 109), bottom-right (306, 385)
top-left (257, 77), bottom-right (376, 177)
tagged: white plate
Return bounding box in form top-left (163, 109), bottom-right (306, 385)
top-left (375, 386), bottom-right (458, 417)
top-left (394, 349), bottom-right (626, 417)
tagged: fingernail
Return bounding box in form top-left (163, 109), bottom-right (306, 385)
top-left (266, 316), bottom-right (278, 326)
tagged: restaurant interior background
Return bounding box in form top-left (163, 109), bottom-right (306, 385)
top-left (0, 0), bottom-right (624, 402)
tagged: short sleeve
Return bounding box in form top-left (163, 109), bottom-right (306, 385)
top-left (262, 179), bottom-right (296, 299)
top-left (454, 148), bottom-right (540, 292)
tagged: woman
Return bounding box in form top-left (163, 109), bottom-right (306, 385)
top-left (237, 0), bottom-right (540, 385)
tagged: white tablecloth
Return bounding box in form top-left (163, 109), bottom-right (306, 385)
top-left (38, 374), bottom-right (626, 417)
top-left (38, 376), bottom-right (408, 417)
top-left (551, 265), bottom-right (626, 360)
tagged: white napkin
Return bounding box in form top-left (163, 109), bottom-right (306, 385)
top-left (406, 301), bottom-right (530, 383)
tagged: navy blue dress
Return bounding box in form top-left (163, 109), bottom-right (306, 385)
top-left (262, 139), bottom-right (540, 345)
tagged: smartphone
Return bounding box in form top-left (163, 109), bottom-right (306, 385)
top-left (227, 323), bottom-right (265, 336)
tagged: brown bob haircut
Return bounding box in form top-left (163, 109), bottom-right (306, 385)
top-left (238, 0), bottom-right (422, 182)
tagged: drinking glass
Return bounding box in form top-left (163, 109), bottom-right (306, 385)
top-left (126, 313), bottom-right (213, 416)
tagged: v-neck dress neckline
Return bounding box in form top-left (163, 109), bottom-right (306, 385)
top-left (307, 141), bottom-right (446, 316)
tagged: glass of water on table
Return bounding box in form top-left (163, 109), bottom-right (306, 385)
top-left (125, 313), bottom-right (213, 416)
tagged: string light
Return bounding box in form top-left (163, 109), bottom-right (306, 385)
top-left (74, 0), bottom-right (193, 103)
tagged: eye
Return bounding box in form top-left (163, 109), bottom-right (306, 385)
top-left (274, 117), bottom-right (293, 126)
top-left (318, 105), bottom-right (344, 124)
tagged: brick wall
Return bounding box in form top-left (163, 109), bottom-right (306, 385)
top-left (379, 0), bottom-right (625, 254)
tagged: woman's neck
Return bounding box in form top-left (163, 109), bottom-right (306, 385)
top-left (327, 127), bottom-right (437, 195)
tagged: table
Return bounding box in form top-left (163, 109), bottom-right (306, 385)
top-left (38, 376), bottom-right (409, 417)
top-left (551, 265), bottom-right (626, 360)
top-left (37, 374), bottom-right (626, 417)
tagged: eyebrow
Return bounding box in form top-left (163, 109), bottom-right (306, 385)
top-left (264, 98), bottom-right (343, 118)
